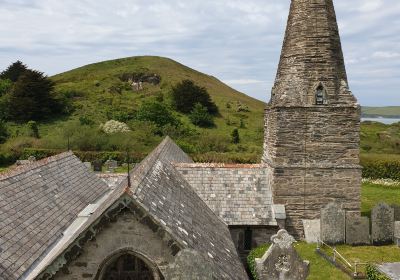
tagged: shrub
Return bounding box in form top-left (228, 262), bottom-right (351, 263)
top-left (101, 120), bottom-right (131, 134)
top-left (79, 115), bottom-right (95, 126)
top-left (366, 264), bottom-right (390, 280)
top-left (136, 101), bottom-right (180, 128)
top-left (27, 121), bottom-right (39, 138)
top-left (189, 103), bottom-right (214, 127)
top-left (361, 154), bottom-right (400, 180)
top-left (247, 244), bottom-right (270, 280)
top-left (231, 128), bottom-right (240, 144)
top-left (171, 80), bottom-right (218, 114)
top-left (0, 121), bottom-right (9, 143)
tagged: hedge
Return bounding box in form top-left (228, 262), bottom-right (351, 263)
top-left (21, 148), bottom-right (146, 163)
top-left (366, 264), bottom-right (390, 280)
top-left (247, 244), bottom-right (270, 280)
top-left (361, 155), bottom-right (400, 180)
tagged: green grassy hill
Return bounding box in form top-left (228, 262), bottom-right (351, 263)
top-left (1, 56), bottom-right (266, 164)
top-left (362, 106), bottom-right (400, 118)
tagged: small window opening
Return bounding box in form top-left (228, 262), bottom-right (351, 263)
top-left (315, 85), bottom-right (326, 105)
top-left (244, 228), bottom-right (253, 251)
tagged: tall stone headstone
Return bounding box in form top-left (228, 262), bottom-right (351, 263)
top-left (255, 229), bottom-right (309, 280)
top-left (302, 219), bottom-right (320, 244)
top-left (395, 222), bottom-right (400, 247)
top-left (320, 202), bottom-right (345, 244)
top-left (93, 160), bottom-right (103, 172)
top-left (345, 212), bottom-right (370, 245)
top-left (371, 203), bottom-right (394, 245)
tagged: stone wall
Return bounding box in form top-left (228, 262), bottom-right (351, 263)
top-left (263, 106), bottom-right (361, 237)
top-left (52, 210), bottom-right (174, 279)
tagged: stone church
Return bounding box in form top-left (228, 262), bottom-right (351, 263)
top-left (0, 0), bottom-right (361, 279)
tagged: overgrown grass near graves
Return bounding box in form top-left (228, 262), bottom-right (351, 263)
top-left (361, 182), bottom-right (400, 217)
top-left (248, 242), bottom-right (400, 280)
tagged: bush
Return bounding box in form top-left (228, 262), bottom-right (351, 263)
top-left (101, 120), bottom-right (131, 134)
top-left (189, 103), bottom-right (214, 127)
top-left (366, 264), bottom-right (390, 280)
top-left (247, 244), bottom-right (270, 280)
top-left (231, 128), bottom-right (240, 144)
top-left (171, 80), bottom-right (218, 114)
top-left (361, 155), bottom-right (400, 180)
top-left (27, 121), bottom-right (39, 138)
top-left (136, 101), bottom-right (180, 128)
top-left (0, 121), bottom-right (9, 143)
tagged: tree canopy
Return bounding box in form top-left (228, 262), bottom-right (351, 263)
top-left (171, 80), bottom-right (218, 115)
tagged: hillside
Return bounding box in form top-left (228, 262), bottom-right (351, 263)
top-left (1, 56), bottom-right (266, 164)
top-left (362, 106), bottom-right (400, 118)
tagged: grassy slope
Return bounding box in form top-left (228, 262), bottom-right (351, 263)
top-left (52, 56), bottom-right (265, 155)
top-left (360, 121), bottom-right (400, 154)
top-left (362, 106), bottom-right (400, 118)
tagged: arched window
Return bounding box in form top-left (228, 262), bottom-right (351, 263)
top-left (315, 84), bottom-right (327, 105)
top-left (101, 254), bottom-right (155, 280)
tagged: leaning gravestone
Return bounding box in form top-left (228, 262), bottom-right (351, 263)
top-left (320, 202), bottom-right (345, 244)
top-left (302, 219), bottom-right (320, 243)
top-left (345, 212), bottom-right (370, 245)
top-left (395, 222), bottom-right (400, 247)
top-left (255, 229), bottom-right (309, 280)
top-left (92, 160), bottom-right (103, 172)
top-left (371, 203), bottom-right (394, 245)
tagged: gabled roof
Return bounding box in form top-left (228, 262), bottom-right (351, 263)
top-left (174, 163), bottom-right (276, 226)
top-left (0, 152), bottom-right (110, 280)
top-left (27, 138), bottom-right (248, 280)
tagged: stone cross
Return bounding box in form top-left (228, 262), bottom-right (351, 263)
top-left (255, 229), bottom-right (309, 280)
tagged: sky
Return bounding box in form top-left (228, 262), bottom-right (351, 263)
top-left (0, 0), bottom-right (399, 106)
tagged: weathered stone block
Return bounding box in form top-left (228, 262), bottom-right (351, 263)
top-left (371, 203), bottom-right (394, 245)
top-left (345, 212), bottom-right (370, 245)
top-left (320, 202), bottom-right (345, 244)
top-left (256, 229), bottom-right (309, 280)
top-left (302, 219), bottom-right (320, 243)
top-left (394, 221), bottom-right (400, 247)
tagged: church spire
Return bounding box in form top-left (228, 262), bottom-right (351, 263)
top-left (270, 0), bottom-right (357, 106)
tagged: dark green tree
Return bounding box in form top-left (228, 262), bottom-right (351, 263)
top-left (171, 80), bottom-right (218, 114)
top-left (7, 69), bottom-right (57, 121)
top-left (136, 101), bottom-right (180, 128)
top-left (231, 128), bottom-right (240, 144)
top-left (0, 121), bottom-right (9, 143)
top-left (0, 61), bottom-right (28, 82)
top-left (189, 103), bottom-right (214, 128)
top-left (0, 79), bottom-right (12, 97)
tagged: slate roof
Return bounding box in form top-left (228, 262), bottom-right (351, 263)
top-left (175, 163), bottom-right (276, 226)
top-left (0, 152), bottom-right (110, 280)
top-left (21, 137), bottom-right (248, 280)
top-left (130, 138), bottom-right (247, 279)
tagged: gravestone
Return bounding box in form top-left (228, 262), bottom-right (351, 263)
top-left (105, 160), bottom-right (118, 172)
top-left (395, 222), bottom-right (400, 246)
top-left (92, 160), bottom-right (103, 172)
top-left (371, 203), bottom-right (394, 245)
top-left (302, 219), bottom-right (320, 243)
top-left (320, 202), bottom-right (345, 244)
top-left (391, 204), bottom-right (400, 221)
top-left (255, 229), bottom-right (309, 280)
top-left (345, 212), bottom-right (370, 245)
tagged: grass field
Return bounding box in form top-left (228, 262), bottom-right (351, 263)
top-left (362, 182), bottom-right (400, 216)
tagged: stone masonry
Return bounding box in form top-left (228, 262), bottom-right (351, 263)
top-left (262, 0), bottom-right (361, 237)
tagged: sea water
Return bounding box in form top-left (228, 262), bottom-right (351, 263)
top-left (361, 118), bottom-right (400, 125)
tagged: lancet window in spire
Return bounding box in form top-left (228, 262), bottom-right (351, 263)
top-left (315, 85), bottom-right (327, 105)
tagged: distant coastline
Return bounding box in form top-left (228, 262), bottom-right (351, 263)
top-left (361, 116), bottom-right (400, 125)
